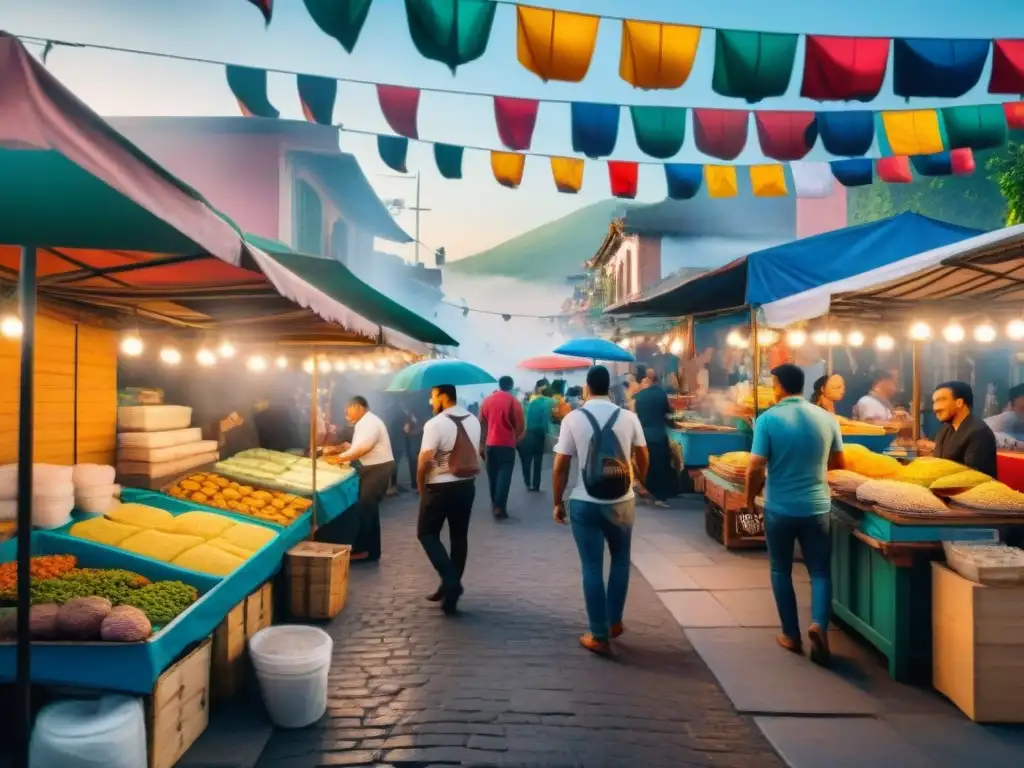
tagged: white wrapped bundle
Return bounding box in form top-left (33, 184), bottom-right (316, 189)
top-left (856, 479), bottom-right (948, 514)
top-left (827, 469), bottom-right (870, 495)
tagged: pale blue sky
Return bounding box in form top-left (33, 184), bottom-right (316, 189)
top-left (5, 0), bottom-right (1024, 261)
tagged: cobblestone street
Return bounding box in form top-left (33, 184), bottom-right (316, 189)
top-left (256, 472), bottom-right (782, 768)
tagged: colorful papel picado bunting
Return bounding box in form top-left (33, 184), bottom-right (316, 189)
top-left (892, 38), bottom-right (991, 99)
top-left (876, 155), bottom-right (913, 184)
top-left (749, 164), bottom-right (788, 197)
top-left (377, 135), bottom-right (410, 173)
top-left (550, 157), bottom-right (585, 193)
top-left (830, 158), bottom-right (874, 187)
top-left (226, 65), bottom-right (279, 119)
top-left (433, 143), bottom-right (464, 179)
top-left (570, 102), bottom-right (620, 158)
top-left (297, 74), bottom-right (337, 125)
top-left (608, 161), bottom-right (639, 199)
top-left (377, 85), bottom-right (421, 139)
top-left (516, 6), bottom-right (599, 83)
top-left (630, 106), bottom-right (688, 160)
top-left (801, 35), bottom-right (890, 102)
top-left (491, 151), bottom-right (526, 188)
top-left (493, 96), bottom-right (540, 151)
top-left (405, 0), bottom-right (497, 73)
top-left (754, 111), bottom-right (818, 162)
top-left (302, 0), bottom-right (374, 53)
top-left (704, 165), bottom-right (739, 198)
top-left (664, 164), bottom-right (704, 200)
top-left (245, 0), bottom-right (273, 24)
top-left (619, 20), bottom-right (701, 90)
top-left (712, 30), bottom-right (798, 103)
top-left (692, 108), bottom-right (749, 161)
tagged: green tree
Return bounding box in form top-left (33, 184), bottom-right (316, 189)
top-left (987, 141), bottom-right (1024, 225)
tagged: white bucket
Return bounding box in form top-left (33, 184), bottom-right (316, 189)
top-left (30, 695), bottom-right (146, 768)
top-left (249, 625), bottom-right (332, 729)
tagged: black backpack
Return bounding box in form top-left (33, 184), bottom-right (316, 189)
top-left (578, 408), bottom-right (632, 500)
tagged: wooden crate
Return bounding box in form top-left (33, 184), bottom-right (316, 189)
top-left (211, 581), bottom-right (273, 699)
top-left (148, 638), bottom-right (211, 768)
top-left (687, 470), bottom-right (705, 494)
top-left (288, 541), bottom-right (350, 620)
top-left (703, 477), bottom-right (764, 551)
top-left (932, 562), bottom-right (1024, 722)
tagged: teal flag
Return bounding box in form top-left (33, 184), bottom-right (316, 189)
top-left (630, 106), bottom-right (687, 159)
top-left (712, 30), bottom-right (798, 103)
top-left (434, 143), bottom-right (464, 179)
top-left (225, 66), bottom-right (279, 118)
top-left (297, 74), bottom-right (337, 125)
top-left (303, 0), bottom-right (373, 53)
top-left (377, 136), bottom-right (409, 173)
top-left (405, 0), bottom-right (497, 73)
top-left (941, 104), bottom-right (1009, 151)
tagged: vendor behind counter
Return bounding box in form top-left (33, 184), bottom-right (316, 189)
top-left (931, 381), bottom-right (998, 477)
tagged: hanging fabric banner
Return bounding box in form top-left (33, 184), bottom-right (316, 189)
top-left (790, 162), bottom-right (834, 198)
top-left (990, 40), bottom-right (1024, 94)
top-left (608, 161), bottom-right (639, 199)
top-left (630, 106), bottom-right (687, 159)
top-left (550, 157), bottom-right (584, 193)
top-left (892, 38), bottom-right (990, 99)
top-left (516, 6), bottom-right (600, 83)
top-left (664, 164), bottom-right (703, 200)
top-left (712, 29), bottom-right (798, 103)
top-left (493, 96), bottom-right (540, 151)
top-left (881, 109), bottom-right (943, 156)
top-left (800, 35), bottom-right (890, 102)
top-left (816, 110), bottom-right (875, 157)
top-left (705, 165), bottom-right (739, 198)
top-left (754, 111), bottom-right (817, 161)
top-left (910, 151), bottom-right (953, 177)
top-left (571, 102), bottom-right (621, 158)
top-left (377, 135), bottom-right (409, 173)
top-left (692, 108), bottom-right (748, 161)
top-left (377, 84), bottom-right (421, 139)
top-left (619, 20), bottom-right (701, 90)
top-left (749, 164), bottom-right (788, 197)
top-left (434, 143), bottom-right (464, 179)
top-left (876, 155), bottom-right (913, 184)
top-left (297, 74), bottom-right (337, 125)
top-left (941, 104), bottom-right (1009, 150)
top-left (302, 0), bottom-right (373, 53)
top-left (491, 151), bottom-right (526, 188)
top-left (830, 158), bottom-right (874, 187)
top-left (226, 66), bottom-right (279, 118)
top-left (245, 0), bottom-right (273, 24)
top-left (405, 0), bottom-right (497, 73)
top-left (950, 147), bottom-right (977, 176)
top-left (1005, 102), bottom-right (1024, 130)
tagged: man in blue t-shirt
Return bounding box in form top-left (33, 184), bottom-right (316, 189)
top-left (745, 363), bottom-right (845, 666)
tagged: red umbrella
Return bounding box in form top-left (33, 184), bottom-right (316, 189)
top-left (518, 354), bottom-right (591, 372)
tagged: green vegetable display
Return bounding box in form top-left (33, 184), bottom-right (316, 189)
top-left (122, 581), bottom-right (198, 626)
top-left (31, 569), bottom-right (151, 607)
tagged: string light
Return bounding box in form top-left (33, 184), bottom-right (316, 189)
top-left (159, 347), bottom-right (181, 365)
top-left (317, 358), bottom-right (332, 374)
top-left (810, 329), bottom-right (829, 346)
top-left (826, 329), bottom-right (842, 346)
top-left (120, 334), bottom-right (144, 356)
top-left (196, 348), bottom-right (217, 366)
top-left (302, 358), bottom-right (314, 374)
top-left (757, 329), bottom-right (779, 347)
top-left (247, 355), bottom-right (268, 372)
top-left (942, 323), bottom-right (965, 343)
top-left (275, 356), bottom-right (288, 369)
top-left (0, 314), bottom-right (23, 338)
top-left (909, 321), bottom-right (932, 341)
top-left (217, 341), bottom-right (236, 358)
top-left (1008, 319), bottom-right (1024, 341)
top-left (669, 338), bottom-right (684, 355)
top-left (786, 329), bottom-right (807, 348)
top-left (334, 359), bottom-right (348, 372)
top-left (974, 323), bottom-right (997, 343)
top-left (846, 330), bottom-right (865, 347)
top-left (876, 333), bottom-right (895, 351)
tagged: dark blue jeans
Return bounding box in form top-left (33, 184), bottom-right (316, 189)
top-left (485, 445), bottom-right (516, 512)
top-left (764, 511), bottom-right (832, 640)
top-left (569, 499), bottom-right (634, 639)
top-left (517, 428), bottom-right (546, 490)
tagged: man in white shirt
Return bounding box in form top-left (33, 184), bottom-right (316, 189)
top-left (322, 396), bottom-right (394, 562)
top-left (553, 366), bottom-right (649, 656)
top-left (417, 384), bottom-right (482, 614)
top-left (852, 372), bottom-right (897, 424)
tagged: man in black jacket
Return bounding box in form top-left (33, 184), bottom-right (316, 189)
top-left (932, 381), bottom-right (998, 477)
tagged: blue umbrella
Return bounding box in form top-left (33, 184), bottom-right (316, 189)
top-left (554, 337), bottom-right (635, 363)
top-left (386, 359), bottom-right (496, 392)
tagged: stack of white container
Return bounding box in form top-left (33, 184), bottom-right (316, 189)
top-left (0, 464), bottom-right (75, 528)
top-left (117, 405), bottom-right (219, 480)
top-left (73, 464), bottom-right (119, 514)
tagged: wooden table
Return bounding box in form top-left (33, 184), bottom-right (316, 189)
top-left (830, 496), bottom-right (1015, 683)
top-left (701, 470), bottom-right (765, 550)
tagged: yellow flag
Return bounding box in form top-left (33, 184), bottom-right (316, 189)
top-left (491, 151), bottom-right (527, 188)
top-left (620, 20), bottom-right (701, 89)
top-left (881, 110), bottom-right (944, 156)
top-left (517, 6), bottom-right (601, 83)
top-left (550, 157), bottom-right (585, 193)
top-left (705, 165), bottom-right (738, 198)
top-left (749, 164), bottom-right (788, 197)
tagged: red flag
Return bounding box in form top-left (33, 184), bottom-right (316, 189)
top-left (377, 85), bottom-right (421, 139)
top-left (608, 162), bottom-right (639, 199)
top-left (493, 96), bottom-right (540, 151)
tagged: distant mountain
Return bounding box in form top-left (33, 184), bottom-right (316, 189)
top-left (446, 199), bottom-right (631, 282)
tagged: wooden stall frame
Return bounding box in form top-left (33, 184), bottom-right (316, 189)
top-left (211, 581), bottom-right (273, 700)
top-left (147, 637), bottom-right (212, 768)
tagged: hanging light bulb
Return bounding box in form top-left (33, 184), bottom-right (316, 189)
top-left (827, 330), bottom-right (843, 346)
top-left (847, 330), bottom-right (865, 348)
top-left (317, 357), bottom-right (332, 374)
top-left (618, 338), bottom-right (631, 349)
top-left (159, 346), bottom-right (181, 365)
top-left (196, 348), bottom-right (217, 367)
top-left (669, 337), bottom-right (684, 355)
top-left (974, 323), bottom-right (997, 343)
top-left (942, 322), bottom-right (965, 343)
top-left (725, 330), bottom-right (742, 348)
top-left (0, 314), bottom-right (22, 338)
top-left (120, 334), bottom-right (144, 356)
top-left (1008, 319), bottom-right (1024, 341)
top-left (217, 341), bottom-right (236, 358)
top-left (377, 357), bottom-right (391, 372)
top-left (275, 355), bottom-right (288, 369)
top-left (350, 358), bottom-right (363, 371)
top-left (757, 329), bottom-right (779, 347)
top-left (909, 321), bottom-right (932, 341)
top-left (810, 329), bottom-right (829, 346)
top-left (247, 355), bottom-right (268, 372)
top-left (334, 359), bottom-right (348, 372)
top-left (786, 329), bottom-right (807, 348)
top-left (302, 357), bottom-right (314, 374)
top-left (876, 333), bottom-right (895, 351)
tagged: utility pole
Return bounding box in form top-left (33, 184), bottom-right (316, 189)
top-left (378, 171), bottom-right (430, 264)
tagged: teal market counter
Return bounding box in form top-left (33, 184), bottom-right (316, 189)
top-left (669, 429), bottom-right (751, 468)
top-left (842, 433), bottom-right (896, 453)
top-left (829, 496), bottom-right (1017, 683)
top-left (0, 472), bottom-right (359, 693)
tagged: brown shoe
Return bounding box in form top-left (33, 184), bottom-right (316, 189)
top-left (808, 624), bottom-right (832, 667)
top-left (610, 622), bottom-right (625, 639)
top-left (350, 551), bottom-right (370, 561)
top-left (776, 634), bottom-right (803, 654)
top-left (579, 633), bottom-right (611, 656)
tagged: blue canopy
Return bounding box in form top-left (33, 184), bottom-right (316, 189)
top-left (609, 213), bottom-right (982, 318)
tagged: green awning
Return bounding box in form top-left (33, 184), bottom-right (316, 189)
top-left (245, 234), bottom-right (457, 347)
